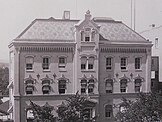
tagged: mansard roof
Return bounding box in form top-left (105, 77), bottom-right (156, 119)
top-left (15, 14), bottom-right (147, 42)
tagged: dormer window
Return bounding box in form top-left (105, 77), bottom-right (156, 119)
top-left (80, 28), bottom-right (96, 42)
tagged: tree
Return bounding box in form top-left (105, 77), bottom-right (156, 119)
top-left (56, 92), bottom-right (96, 122)
top-left (29, 100), bottom-right (56, 122)
top-left (115, 92), bottom-right (162, 122)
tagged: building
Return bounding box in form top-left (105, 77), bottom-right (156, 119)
top-left (8, 11), bottom-right (152, 122)
top-left (151, 56), bottom-right (159, 92)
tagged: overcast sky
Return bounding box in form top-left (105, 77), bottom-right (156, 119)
top-left (0, 0), bottom-right (162, 62)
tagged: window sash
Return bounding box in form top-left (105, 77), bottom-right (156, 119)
top-left (26, 64), bottom-right (33, 70)
top-left (121, 58), bottom-right (127, 69)
top-left (135, 58), bottom-right (141, 69)
top-left (42, 58), bottom-right (49, 70)
top-left (59, 57), bottom-right (66, 64)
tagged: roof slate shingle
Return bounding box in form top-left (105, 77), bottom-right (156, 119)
top-left (16, 18), bottom-right (147, 42)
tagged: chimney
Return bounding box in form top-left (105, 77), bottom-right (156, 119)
top-left (63, 11), bottom-right (70, 20)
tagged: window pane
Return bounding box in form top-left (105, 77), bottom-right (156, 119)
top-left (135, 58), bottom-right (141, 69)
top-left (105, 105), bottom-right (112, 118)
top-left (120, 79), bottom-right (127, 93)
top-left (59, 80), bottom-right (66, 94)
top-left (59, 57), bottom-right (65, 64)
top-left (121, 58), bottom-right (127, 70)
top-left (43, 58), bottom-right (49, 70)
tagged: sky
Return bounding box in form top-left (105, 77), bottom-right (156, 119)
top-left (0, 0), bottom-right (162, 61)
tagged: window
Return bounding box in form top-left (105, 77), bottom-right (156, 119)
top-left (83, 108), bottom-right (92, 120)
top-left (88, 57), bottom-right (94, 70)
top-left (105, 105), bottom-right (113, 118)
top-left (85, 28), bottom-right (91, 42)
top-left (81, 79), bottom-right (87, 94)
top-left (88, 79), bottom-right (94, 94)
top-left (135, 57), bottom-right (141, 69)
top-left (42, 80), bottom-right (50, 94)
top-left (91, 31), bottom-right (95, 41)
top-left (81, 31), bottom-right (84, 41)
top-left (42, 57), bottom-right (49, 70)
top-left (120, 79), bottom-right (127, 93)
top-left (105, 79), bottom-right (113, 93)
top-left (26, 109), bottom-right (34, 121)
top-left (59, 57), bottom-right (66, 68)
top-left (58, 80), bottom-right (66, 94)
top-left (135, 79), bottom-right (142, 93)
top-left (25, 80), bottom-right (34, 95)
top-left (26, 57), bottom-right (34, 70)
top-left (121, 57), bottom-right (127, 70)
top-left (81, 57), bottom-right (87, 70)
top-left (106, 57), bottom-right (112, 70)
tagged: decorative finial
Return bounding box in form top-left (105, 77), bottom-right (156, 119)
top-left (86, 10), bottom-right (90, 14)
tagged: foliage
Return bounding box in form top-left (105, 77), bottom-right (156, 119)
top-left (56, 92), bottom-right (95, 122)
top-left (115, 92), bottom-right (162, 122)
top-left (29, 100), bottom-right (56, 122)
top-left (0, 67), bottom-right (9, 95)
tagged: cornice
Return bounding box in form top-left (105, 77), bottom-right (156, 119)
top-left (100, 47), bottom-right (147, 53)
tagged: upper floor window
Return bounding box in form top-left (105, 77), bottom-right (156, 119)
top-left (59, 57), bottom-right (66, 68)
top-left (105, 79), bottom-right (113, 93)
top-left (42, 80), bottom-right (50, 94)
top-left (25, 80), bottom-right (34, 95)
top-left (80, 28), bottom-right (96, 42)
top-left (120, 79), bottom-right (127, 93)
top-left (81, 57), bottom-right (87, 70)
top-left (105, 105), bottom-right (113, 118)
top-left (26, 57), bottom-right (34, 70)
top-left (121, 57), bottom-right (127, 70)
top-left (81, 79), bottom-right (87, 94)
top-left (88, 57), bottom-right (94, 70)
top-left (81, 56), bottom-right (95, 70)
top-left (42, 57), bottom-right (49, 70)
top-left (135, 57), bottom-right (141, 70)
top-left (106, 57), bottom-right (112, 70)
top-left (58, 80), bottom-right (66, 94)
top-left (134, 79), bottom-right (142, 93)
top-left (88, 79), bottom-right (94, 94)
top-left (80, 79), bottom-right (95, 94)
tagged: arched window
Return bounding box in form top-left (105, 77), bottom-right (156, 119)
top-left (120, 79), bottom-right (127, 93)
top-left (91, 31), bottom-right (95, 41)
top-left (105, 105), bottom-right (113, 118)
top-left (85, 28), bottom-right (91, 42)
top-left (25, 80), bottom-right (34, 95)
top-left (81, 79), bottom-right (87, 94)
top-left (105, 79), bottom-right (113, 93)
top-left (42, 80), bottom-right (50, 94)
top-left (135, 79), bottom-right (142, 93)
top-left (88, 57), bottom-right (94, 70)
top-left (58, 80), bottom-right (66, 94)
top-left (81, 56), bottom-right (87, 70)
top-left (88, 79), bottom-right (94, 94)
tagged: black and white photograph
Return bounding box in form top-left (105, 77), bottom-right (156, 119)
top-left (0, 0), bottom-right (161, 121)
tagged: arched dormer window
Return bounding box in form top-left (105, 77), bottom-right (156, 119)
top-left (105, 79), bottom-right (113, 93)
